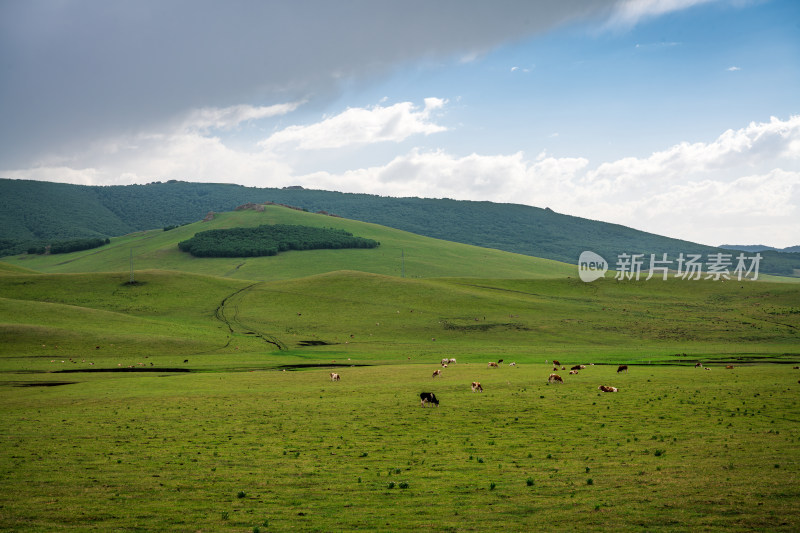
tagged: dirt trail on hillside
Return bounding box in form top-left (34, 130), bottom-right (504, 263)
top-left (215, 283), bottom-right (287, 350)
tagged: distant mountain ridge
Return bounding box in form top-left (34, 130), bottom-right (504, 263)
top-left (1, 178), bottom-right (798, 277)
top-left (720, 244), bottom-right (800, 253)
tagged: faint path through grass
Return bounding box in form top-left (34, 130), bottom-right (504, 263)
top-left (215, 283), bottom-right (288, 350)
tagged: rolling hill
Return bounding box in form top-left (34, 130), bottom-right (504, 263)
top-left (5, 205), bottom-right (576, 280)
top-left (2, 178), bottom-right (798, 277)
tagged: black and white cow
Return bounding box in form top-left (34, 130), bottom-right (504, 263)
top-left (420, 392), bottom-right (439, 407)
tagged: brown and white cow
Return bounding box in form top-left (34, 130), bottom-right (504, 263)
top-left (617, 365), bottom-right (628, 373)
top-left (726, 365), bottom-right (734, 369)
top-left (598, 385), bottom-right (618, 392)
top-left (432, 369), bottom-right (442, 378)
top-left (471, 381), bottom-right (483, 392)
top-left (330, 372), bottom-right (340, 381)
top-left (552, 360), bottom-right (561, 367)
top-left (569, 369), bottom-right (579, 375)
top-left (488, 362), bottom-right (499, 368)
top-left (548, 373), bottom-right (563, 383)
top-left (695, 362), bottom-right (703, 368)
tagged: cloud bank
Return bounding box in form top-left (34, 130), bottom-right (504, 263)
top-left (0, 0), bottom-right (618, 166)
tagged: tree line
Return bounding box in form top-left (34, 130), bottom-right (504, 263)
top-left (177, 224), bottom-right (379, 258)
top-left (27, 237), bottom-right (110, 255)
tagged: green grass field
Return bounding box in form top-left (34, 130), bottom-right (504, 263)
top-left (1, 207), bottom-right (799, 530)
top-left (1, 363), bottom-right (798, 531)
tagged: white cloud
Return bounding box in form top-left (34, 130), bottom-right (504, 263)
top-left (606, 0), bottom-right (717, 28)
top-left (180, 102), bottom-right (303, 133)
top-left (727, 66), bottom-right (741, 71)
top-left (259, 98), bottom-right (447, 151)
top-left (294, 115), bottom-right (800, 247)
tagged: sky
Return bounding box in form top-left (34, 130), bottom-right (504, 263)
top-left (1, 0), bottom-right (798, 248)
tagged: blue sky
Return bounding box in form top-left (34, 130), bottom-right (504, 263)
top-left (1, 0), bottom-right (798, 247)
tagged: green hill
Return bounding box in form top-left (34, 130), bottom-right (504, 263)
top-left (5, 205), bottom-right (575, 280)
top-left (2, 178), bottom-right (798, 277)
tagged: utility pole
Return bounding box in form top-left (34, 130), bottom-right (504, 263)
top-left (129, 249), bottom-right (135, 284)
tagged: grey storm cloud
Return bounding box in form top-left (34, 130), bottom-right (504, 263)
top-left (0, 0), bottom-right (616, 166)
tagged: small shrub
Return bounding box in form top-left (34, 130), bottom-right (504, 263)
top-left (387, 481), bottom-right (395, 489)
top-left (654, 449), bottom-right (665, 457)
top-left (237, 491), bottom-right (246, 499)
top-left (399, 482), bottom-right (409, 489)
top-left (477, 457), bottom-right (484, 463)
top-left (221, 511), bottom-right (229, 520)
top-left (490, 482), bottom-right (496, 491)
top-left (587, 478), bottom-right (594, 485)
top-left (526, 477), bottom-right (534, 486)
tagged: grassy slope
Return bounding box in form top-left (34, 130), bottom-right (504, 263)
top-left (7, 206), bottom-right (575, 280)
top-left (1, 269), bottom-right (797, 373)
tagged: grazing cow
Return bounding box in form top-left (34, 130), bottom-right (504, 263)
top-left (705, 367), bottom-right (711, 371)
top-left (497, 359), bottom-right (504, 364)
top-left (617, 365), bottom-right (628, 373)
top-left (726, 365), bottom-right (734, 369)
top-left (552, 360), bottom-right (561, 367)
top-left (432, 369), bottom-right (442, 377)
top-left (553, 366), bottom-right (559, 372)
top-left (448, 358), bottom-right (457, 364)
top-left (509, 362), bottom-right (516, 366)
top-left (183, 359), bottom-right (188, 363)
top-left (471, 382), bottom-right (483, 392)
top-left (695, 362), bottom-right (703, 368)
top-left (598, 385), bottom-right (618, 392)
top-left (571, 365), bottom-right (582, 371)
top-left (420, 392), bottom-right (439, 407)
top-left (441, 358), bottom-right (450, 366)
top-left (548, 373), bottom-right (563, 383)
top-left (569, 370), bottom-right (579, 375)
top-left (330, 372), bottom-right (340, 382)
top-left (488, 362), bottom-right (499, 368)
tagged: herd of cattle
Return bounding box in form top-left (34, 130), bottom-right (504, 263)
top-left (330, 359), bottom-right (635, 406)
top-left (322, 361), bottom-right (797, 406)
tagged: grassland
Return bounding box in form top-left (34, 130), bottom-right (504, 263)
top-left (1, 362), bottom-right (798, 531)
top-left (1, 207), bottom-right (799, 530)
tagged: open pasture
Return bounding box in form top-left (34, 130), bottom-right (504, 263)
top-left (1, 255), bottom-right (798, 530)
top-left (2, 269), bottom-right (798, 374)
top-left (1, 362), bottom-right (798, 531)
